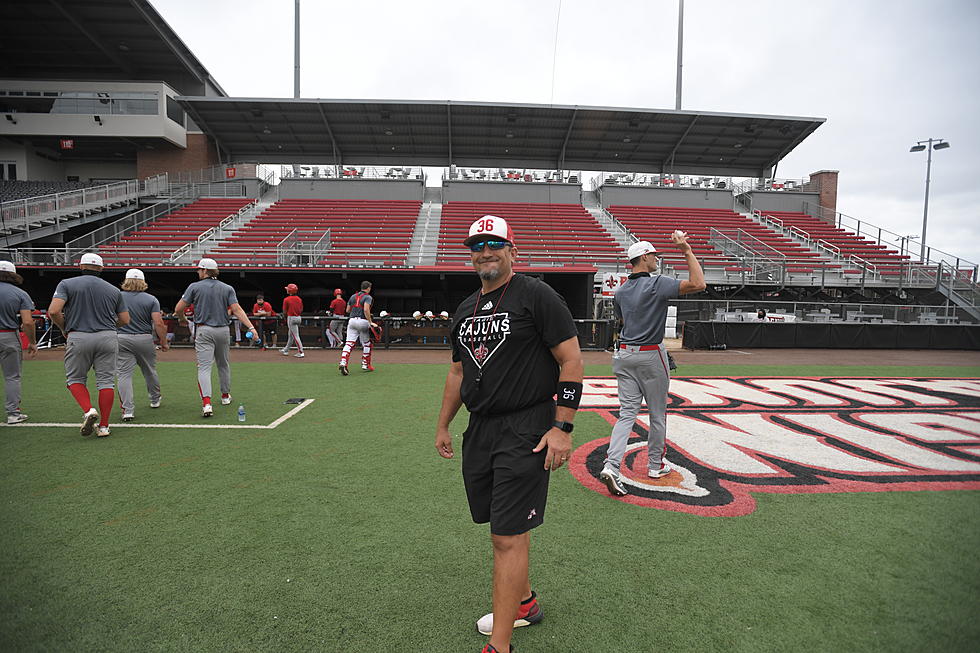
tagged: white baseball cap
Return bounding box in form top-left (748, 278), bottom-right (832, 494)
top-left (424, 310), bottom-right (434, 318)
top-left (440, 310), bottom-right (449, 318)
top-left (196, 258), bottom-right (218, 270)
top-left (0, 260), bottom-right (15, 273)
top-left (627, 241), bottom-right (657, 261)
top-left (125, 268), bottom-right (145, 280)
top-left (379, 310), bottom-right (389, 318)
top-left (412, 310), bottom-right (422, 319)
top-left (80, 252), bottom-right (104, 266)
top-left (464, 215), bottom-right (516, 247)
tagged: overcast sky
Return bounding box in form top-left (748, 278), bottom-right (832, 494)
top-left (154, 0), bottom-right (980, 264)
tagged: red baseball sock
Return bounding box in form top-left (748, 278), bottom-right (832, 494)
top-left (68, 383), bottom-right (92, 412)
top-left (97, 389), bottom-right (114, 426)
top-left (221, 393), bottom-right (230, 400)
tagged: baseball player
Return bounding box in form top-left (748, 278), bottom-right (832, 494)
top-left (598, 234), bottom-right (705, 497)
top-left (0, 261), bottom-right (38, 424)
top-left (173, 258), bottom-right (258, 418)
top-left (338, 280), bottom-right (378, 375)
top-left (48, 252), bottom-right (130, 437)
top-left (252, 294), bottom-right (277, 349)
top-left (435, 215), bottom-right (584, 653)
top-left (116, 269), bottom-right (168, 421)
top-left (326, 288), bottom-right (347, 348)
top-left (280, 283), bottom-right (305, 358)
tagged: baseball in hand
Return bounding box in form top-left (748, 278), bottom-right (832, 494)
top-left (673, 230), bottom-right (687, 239)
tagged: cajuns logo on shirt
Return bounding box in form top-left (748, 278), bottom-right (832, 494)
top-left (457, 313), bottom-right (511, 368)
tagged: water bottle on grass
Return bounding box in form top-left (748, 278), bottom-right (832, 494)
top-left (238, 404), bottom-right (246, 422)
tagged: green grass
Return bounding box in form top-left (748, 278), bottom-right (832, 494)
top-left (1, 361), bottom-right (978, 652)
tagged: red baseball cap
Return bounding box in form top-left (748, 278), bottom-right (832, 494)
top-left (463, 215), bottom-right (516, 247)
top-left (285, 283), bottom-right (298, 293)
top-left (333, 288), bottom-right (342, 295)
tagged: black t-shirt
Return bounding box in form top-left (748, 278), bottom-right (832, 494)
top-left (451, 274), bottom-right (577, 415)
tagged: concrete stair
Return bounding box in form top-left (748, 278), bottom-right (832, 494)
top-left (407, 187), bottom-right (442, 266)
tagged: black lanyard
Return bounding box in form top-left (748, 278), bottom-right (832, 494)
top-left (469, 274), bottom-right (513, 390)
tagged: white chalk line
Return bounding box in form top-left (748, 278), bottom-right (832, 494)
top-left (4, 399), bottom-right (315, 430)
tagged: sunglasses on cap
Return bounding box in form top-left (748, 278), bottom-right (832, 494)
top-left (467, 239), bottom-right (509, 252)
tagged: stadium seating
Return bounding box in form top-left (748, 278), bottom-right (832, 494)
top-left (436, 202), bottom-right (623, 267)
top-left (0, 180), bottom-right (105, 202)
top-left (608, 205), bottom-right (834, 273)
top-left (760, 211), bottom-right (912, 275)
top-left (98, 198), bottom-right (253, 265)
top-left (207, 199), bottom-right (421, 266)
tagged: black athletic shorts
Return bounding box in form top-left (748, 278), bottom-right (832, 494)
top-left (462, 400), bottom-right (555, 536)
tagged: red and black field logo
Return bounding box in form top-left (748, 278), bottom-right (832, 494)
top-left (569, 377), bottom-right (980, 517)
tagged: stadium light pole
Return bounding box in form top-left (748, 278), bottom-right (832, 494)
top-left (675, 0), bottom-right (684, 110)
top-left (294, 0), bottom-right (300, 98)
top-left (909, 138), bottom-right (950, 263)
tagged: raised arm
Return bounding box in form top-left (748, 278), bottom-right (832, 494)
top-left (672, 231), bottom-right (706, 295)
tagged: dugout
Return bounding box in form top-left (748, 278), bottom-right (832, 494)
top-left (19, 264), bottom-right (595, 319)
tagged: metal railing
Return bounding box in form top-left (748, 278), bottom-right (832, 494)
top-left (592, 173), bottom-right (731, 192)
top-left (732, 177), bottom-right (810, 196)
top-left (708, 227), bottom-right (786, 284)
top-left (67, 200), bottom-right (182, 252)
top-left (1, 173), bottom-right (171, 237)
top-left (282, 165), bottom-right (425, 181)
top-left (276, 228), bottom-right (331, 266)
top-left (445, 168), bottom-right (579, 184)
top-left (751, 209), bottom-right (881, 280)
top-left (1, 179), bottom-right (139, 237)
top-left (671, 298), bottom-right (973, 326)
top-left (803, 201), bottom-right (979, 282)
top-left (167, 200), bottom-right (258, 264)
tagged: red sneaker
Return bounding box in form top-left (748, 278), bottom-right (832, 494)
top-left (477, 591), bottom-right (542, 635)
top-left (481, 645), bottom-right (513, 653)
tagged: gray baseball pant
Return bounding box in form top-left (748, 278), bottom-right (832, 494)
top-left (116, 333), bottom-right (161, 414)
top-left (195, 325), bottom-right (231, 399)
top-left (604, 346), bottom-right (671, 474)
top-left (284, 315), bottom-right (303, 352)
top-left (65, 330), bottom-right (118, 390)
top-left (0, 331), bottom-right (24, 414)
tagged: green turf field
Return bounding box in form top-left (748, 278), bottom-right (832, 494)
top-left (1, 360), bottom-right (978, 652)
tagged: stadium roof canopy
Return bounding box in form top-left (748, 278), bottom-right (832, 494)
top-left (177, 97), bottom-right (825, 177)
top-left (0, 0), bottom-right (226, 97)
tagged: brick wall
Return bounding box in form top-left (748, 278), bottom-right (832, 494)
top-left (136, 133), bottom-right (219, 179)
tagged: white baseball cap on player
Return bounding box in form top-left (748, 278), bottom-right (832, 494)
top-left (627, 240), bottom-right (657, 261)
top-left (125, 268), bottom-right (145, 280)
top-left (440, 310), bottom-right (449, 318)
top-left (80, 252), bottom-right (104, 266)
top-left (196, 258), bottom-right (218, 270)
top-left (412, 310), bottom-right (422, 319)
top-left (0, 260), bottom-right (15, 273)
top-left (379, 310), bottom-right (389, 318)
top-left (424, 310), bottom-right (434, 318)
top-left (463, 215), bottom-right (516, 247)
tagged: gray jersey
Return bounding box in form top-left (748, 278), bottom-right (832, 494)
top-left (119, 291), bottom-right (161, 335)
top-left (180, 278), bottom-right (238, 327)
top-left (0, 282), bottom-right (34, 330)
top-left (53, 274), bottom-right (126, 333)
top-left (614, 273), bottom-right (681, 345)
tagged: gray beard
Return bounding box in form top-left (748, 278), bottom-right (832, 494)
top-left (477, 267), bottom-right (501, 281)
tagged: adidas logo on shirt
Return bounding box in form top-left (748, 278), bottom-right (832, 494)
top-left (481, 301), bottom-right (494, 310)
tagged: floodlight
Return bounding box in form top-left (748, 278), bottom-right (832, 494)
top-left (933, 141), bottom-right (950, 150)
top-left (909, 145), bottom-right (925, 152)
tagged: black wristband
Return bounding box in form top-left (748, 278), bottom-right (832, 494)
top-left (556, 381), bottom-right (583, 409)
